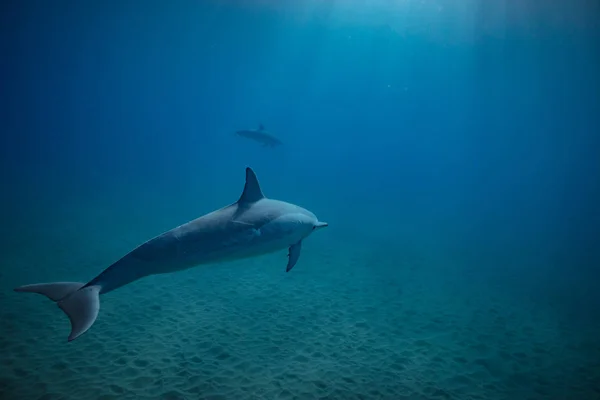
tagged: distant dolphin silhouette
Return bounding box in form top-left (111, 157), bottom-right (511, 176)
top-left (14, 168), bottom-right (328, 342)
top-left (235, 124), bottom-right (283, 147)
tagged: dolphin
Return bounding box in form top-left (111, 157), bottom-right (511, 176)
top-left (235, 124), bottom-right (283, 147)
top-left (14, 167), bottom-right (328, 342)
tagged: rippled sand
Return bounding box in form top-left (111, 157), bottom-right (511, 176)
top-left (1, 228), bottom-right (599, 400)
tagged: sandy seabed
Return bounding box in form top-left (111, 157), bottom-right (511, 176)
top-left (1, 223), bottom-right (599, 400)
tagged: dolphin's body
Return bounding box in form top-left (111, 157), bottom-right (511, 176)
top-left (14, 168), bottom-right (327, 342)
top-left (235, 124), bottom-right (282, 147)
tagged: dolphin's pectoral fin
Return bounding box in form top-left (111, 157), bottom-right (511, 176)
top-left (258, 123), bottom-right (265, 131)
top-left (286, 241), bottom-right (302, 272)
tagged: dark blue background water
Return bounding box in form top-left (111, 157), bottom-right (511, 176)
top-left (1, 1), bottom-right (599, 399)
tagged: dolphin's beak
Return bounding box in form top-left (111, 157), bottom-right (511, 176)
top-left (314, 221), bottom-right (328, 230)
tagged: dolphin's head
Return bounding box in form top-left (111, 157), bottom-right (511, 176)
top-left (278, 210), bottom-right (328, 243)
top-left (312, 221), bottom-right (328, 232)
top-left (303, 211), bottom-right (328, 238)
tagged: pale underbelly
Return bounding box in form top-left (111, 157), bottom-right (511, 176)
top-left (94, 225), bottom-right (300, 293)
top-left (159, 231), bottom-right (295, 273)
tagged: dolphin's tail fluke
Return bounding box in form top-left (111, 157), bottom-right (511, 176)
top-left (14, 282), bottom-right (101, 342)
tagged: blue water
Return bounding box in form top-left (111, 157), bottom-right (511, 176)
top-left (1, 1), bottom-right (599, 399)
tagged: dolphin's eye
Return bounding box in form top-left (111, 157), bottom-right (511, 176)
top-left (312, 226), bottom-right (316, 231)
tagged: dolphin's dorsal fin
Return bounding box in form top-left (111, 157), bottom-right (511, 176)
top-left (258, 123), bottom-right (265, 131)
top-left (238, 167), bottom-right (265, 204)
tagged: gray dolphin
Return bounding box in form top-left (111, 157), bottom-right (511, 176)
top-left (14, 167), bottom-right (328, 342)
top-left (235, 124), bottom-right (283, 147)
